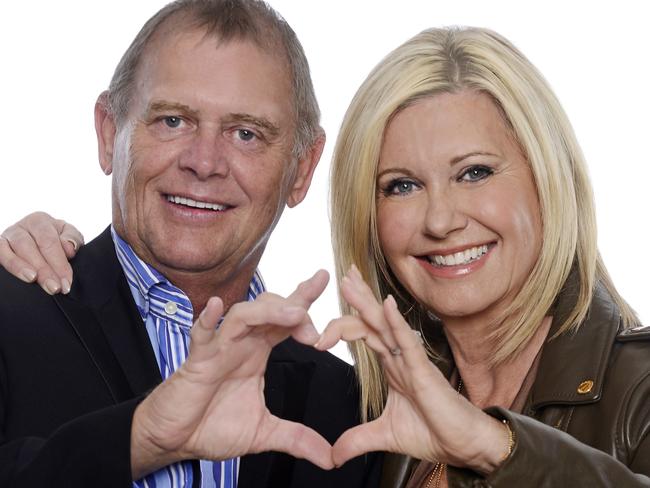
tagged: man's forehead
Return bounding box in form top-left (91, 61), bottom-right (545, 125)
top-left (140, 14), bottom-right (288, 76)
top-left (125, 26), bottom-right (294, 132)
top-left (135, 28), bottom-right (290, 96)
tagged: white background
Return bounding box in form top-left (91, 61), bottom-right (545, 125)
top-left (1, 1), bottom-right (648, 362)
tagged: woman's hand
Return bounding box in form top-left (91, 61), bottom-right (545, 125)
top-left (317, 266), bottom-right (510, 475)
top-left (0, 212), bottom-right (83, 294)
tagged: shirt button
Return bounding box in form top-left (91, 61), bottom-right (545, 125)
top-left (164, 301), bottom-right (178, 316)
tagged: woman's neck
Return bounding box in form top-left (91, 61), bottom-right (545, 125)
top-left (443, 315), bottom-right (552, 409)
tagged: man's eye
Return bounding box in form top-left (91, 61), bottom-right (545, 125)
top-left (163, 116), bottom-right (182, 128)
top-left (459, 165), bottom-right (493, 182)
top-left (236, 129), bottom-right (256, 142)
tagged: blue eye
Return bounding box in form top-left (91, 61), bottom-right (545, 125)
top-left (237, 129), bottom-right (256, 141)
top-left (382, 179), bottom-right (419, 196)
top-left (163, 116), bottom-right (182, 128)
top-left (459, 165), bottom-right (493, 182)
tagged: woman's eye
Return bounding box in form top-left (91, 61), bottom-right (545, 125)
top-left (459, 165), bottom-right (493, 182)
top-left (236, 129), bottom-right (256, 142)
top-left (163, 116), bottom-right (183, 128)
top-left (383, 179), bottom-right (418, 196)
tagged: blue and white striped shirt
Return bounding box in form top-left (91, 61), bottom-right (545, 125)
top-left (111, 227), bottom-right (265, 488)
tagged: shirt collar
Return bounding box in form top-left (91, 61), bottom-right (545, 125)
top-left (110, 225), bottom-right (266, 316)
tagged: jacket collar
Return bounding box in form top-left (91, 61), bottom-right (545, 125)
top-left (53, 226), bottom-right (163, 399)
top-left (425, 275), bottom-right (621, 409)
top-left (529, 280), bottom-right (620, 408)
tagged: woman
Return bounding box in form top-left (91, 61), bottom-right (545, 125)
top-left (316, 27), bottom-right (650, 486)
top-left (3, 27), bottom-right (650, 487)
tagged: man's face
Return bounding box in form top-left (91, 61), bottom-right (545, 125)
top-left (101, 29), bottom-right (313, 283)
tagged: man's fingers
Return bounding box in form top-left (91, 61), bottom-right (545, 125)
top-left (218, 298), bottom-right (308, 345)
top-left (332, 422), bottom-right (386, 467)
top-left (261, 417), bottom-right (334, 470)
top-left (277, 270), bottom-right (329, 345)
top-left (190, 297), bottom-right (225, 348)
top-left (287, 269), bottom-right (329, 309)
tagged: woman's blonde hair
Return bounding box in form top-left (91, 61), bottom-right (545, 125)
top-left (330, 26), bottom-right (636, 421)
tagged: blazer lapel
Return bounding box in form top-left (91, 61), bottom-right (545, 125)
top-left (54, 227), bottom-right (161, 401)
top-left (239, 340), bottom-right (314, 488)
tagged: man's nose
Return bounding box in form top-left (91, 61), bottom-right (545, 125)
top-left (423, 189), bottom-right (468, 239)
top-left (179, 128), bottom-right (230, 180)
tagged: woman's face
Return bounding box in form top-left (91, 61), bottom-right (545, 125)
top-left (376, 90), bottom-right (542, 322)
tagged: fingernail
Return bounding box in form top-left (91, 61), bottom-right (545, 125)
top-left (386, 294), bottom-right (397, 308)
top-left (43, 279), bottom-right (61, 295)
top-left (61, 279), bottom-right (71, 294)
top-left (65, 238), bottom-right (78, 251)
top-left (21, 269), bottom-right (37, 282)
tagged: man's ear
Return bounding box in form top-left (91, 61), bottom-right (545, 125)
top-left (95, 91), bottom-right (117, 175)
top-left (287, 131), bottom-right (326, 208)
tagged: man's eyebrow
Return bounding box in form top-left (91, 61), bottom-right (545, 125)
top-left (145, 101), bottom-right (200, 119)
top-left (223, 113), bottom-right (281, 137)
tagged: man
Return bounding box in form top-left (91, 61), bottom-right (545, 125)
top-left (0, 1), bottom-right (380, 486)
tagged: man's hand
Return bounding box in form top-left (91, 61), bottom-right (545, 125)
top-left (130, 270), bottom-right (335, 479)
top-left (0, 212), bottom-right (84, 294)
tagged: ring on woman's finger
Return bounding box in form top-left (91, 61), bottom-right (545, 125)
top-left (389, 347), bottom-right (402, 356)
top-left (414, 330), bottom-right (424, 344)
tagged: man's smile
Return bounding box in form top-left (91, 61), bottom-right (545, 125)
top-left (165, 194), bottom-right (231, 211)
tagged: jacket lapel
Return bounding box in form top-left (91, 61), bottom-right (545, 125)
top-left (239, 339), bottom-right (314, 488)
top-left (53, 227), bottom-right (161, 402)
top-left (529, 281), bottom-right (619, 409)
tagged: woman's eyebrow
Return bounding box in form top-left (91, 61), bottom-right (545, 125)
top-left (449, 151), bottom-right (499, 166)
top-left (376, 167), bottom-right (416, 179)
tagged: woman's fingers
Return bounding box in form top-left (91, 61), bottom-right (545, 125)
top-left (340, 272), bottom-right (400, 353)
top-left (59, 220), bottom-right (84, 259)
top-left (0, 212), bottom-right (80, 294)
top-left (0, 234), bottom-right (37, 283)
top-left (316, 315), bottom-right (392, 357)
top-left (1, 221), bottom-right (64, 294)
top-left (331, 420), bottom-right (389, 467)
top-left (383, 295), bottom-right (430, 368)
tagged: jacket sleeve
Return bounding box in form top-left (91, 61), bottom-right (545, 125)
top-left (448, 406), bottom-right (650, 487)
top-left (0, 396), bottom-right (139, 488)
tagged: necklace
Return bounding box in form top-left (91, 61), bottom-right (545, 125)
top-left (425, 378), bottom-right (463, 488)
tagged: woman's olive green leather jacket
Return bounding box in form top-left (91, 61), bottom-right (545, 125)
top-left (381, 281), bottom-right (650, 487)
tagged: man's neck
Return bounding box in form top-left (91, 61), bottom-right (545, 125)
top-left (111, 226), bottom-right (261, 319)
top-left (162, 265), bottom-right (257, 320)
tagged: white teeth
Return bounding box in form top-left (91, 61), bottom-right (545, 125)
top-left (428, 244), bottom-right (489, 267)
top-left (167, 195), bottom-right (227, 211)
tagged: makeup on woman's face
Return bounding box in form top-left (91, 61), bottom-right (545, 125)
top-left (376, 90), bottom-right (542, 322)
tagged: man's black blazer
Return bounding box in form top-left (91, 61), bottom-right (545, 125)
top-left (0, 227), bottom-right (381, 487)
